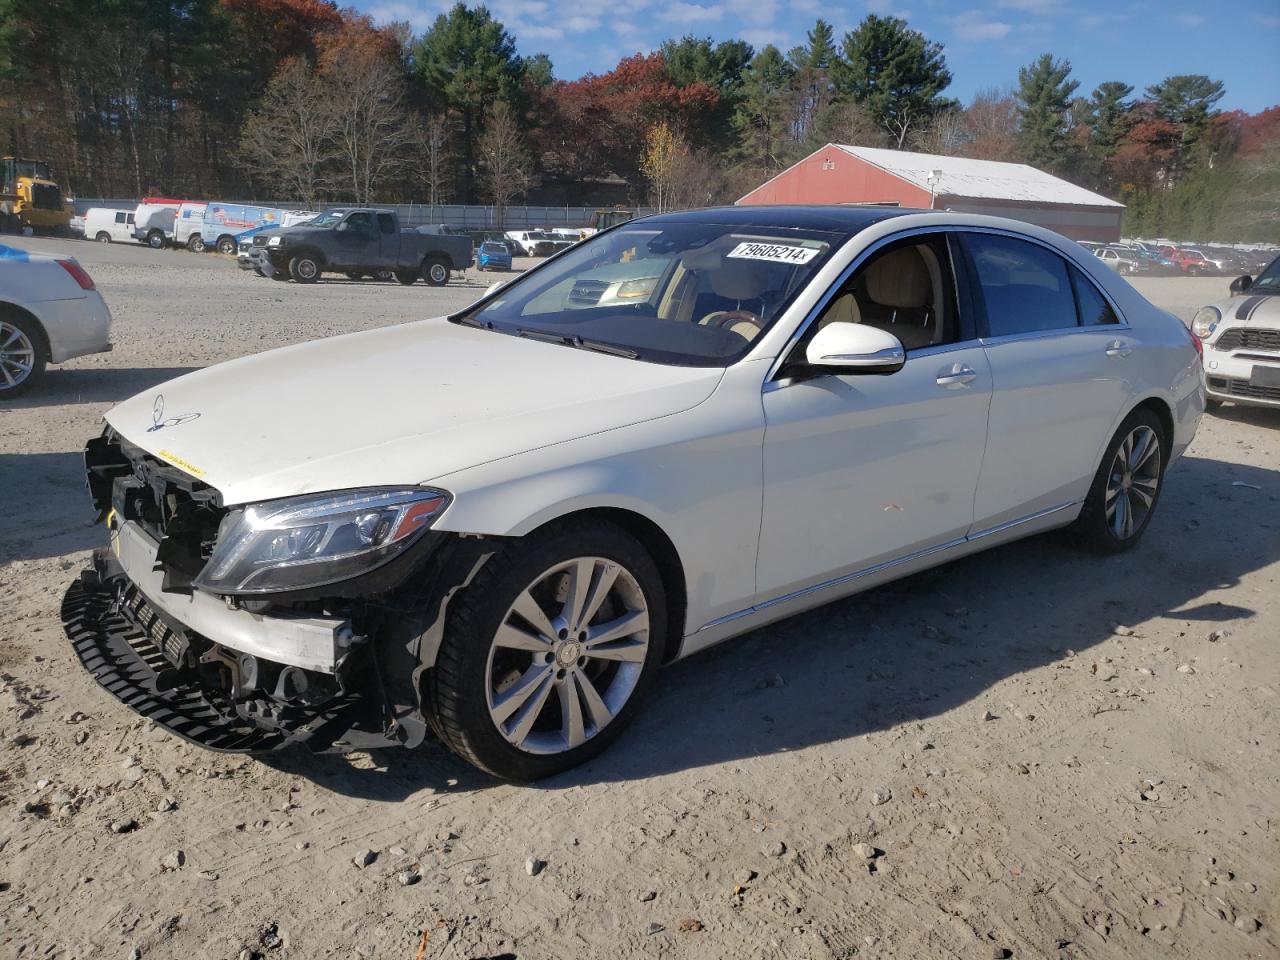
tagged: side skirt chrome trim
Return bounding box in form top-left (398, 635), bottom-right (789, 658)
top-left (696, 500), bottom-right (1078, 634)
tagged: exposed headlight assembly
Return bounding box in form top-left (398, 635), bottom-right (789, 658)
top-left (1191, 306), bottom-right (1220, 340)
top-left (194, 488), bottom-right (450, 595)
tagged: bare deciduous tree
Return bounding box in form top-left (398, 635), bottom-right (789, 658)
top-left (420, 112), bottom-right (451, 206)
top-left (322, 42), bottom-right (418, 205)
top-left (239, 58), bottom-right (337, 207)
top-left (477, 101), bottom-right (533, 225)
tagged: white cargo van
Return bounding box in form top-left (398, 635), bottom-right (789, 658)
top-left (174, 202), bottom-right (208, 250)
top-left (133, 202), bottom-right (180, 248)
top-left (84, 208), bottom-right (136, 244)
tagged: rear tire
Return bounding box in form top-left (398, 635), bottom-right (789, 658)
top-left (96, 232), bottom-right (111, 244)
top-left (216, 235), bottom-right (236, 256)
top-left (0, 313), bottom-right (46, 400)
top-left (289, 254), bottom-right (321, 283)
top-left (187, 235), bottom-right (205, 253)
top-left (147, 229), bottom-right (165, 249)
top-left (426, 519), bottom-right (666, 781)
top-left (1070, 407), bottom-right (1167, 553)
top-left (423, 257), bottom-right (449, 287)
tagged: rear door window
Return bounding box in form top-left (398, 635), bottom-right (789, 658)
top-left (962, 233), bottom-right (1079, 337)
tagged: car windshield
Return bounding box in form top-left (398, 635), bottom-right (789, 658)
top-left (456, 219), bottom-right (839, 367)
top-left (306, 211), bottom-right (345, 227)
top-left (481, 242), bottom-right (507, 253)
top-left (1251, 256), bottom-right (1280, 293)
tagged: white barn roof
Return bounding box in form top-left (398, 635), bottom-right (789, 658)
top-left (835, 144), bottom-right (1124, 209)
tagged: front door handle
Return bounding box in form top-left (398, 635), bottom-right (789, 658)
top-left (1105, 340), bottom-right (1131, 359)
top-left (936, 364), bottom-right (977, 389)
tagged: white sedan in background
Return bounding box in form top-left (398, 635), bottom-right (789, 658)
top-left (0, 243), bottom-right (112, 397)
top-left (1194, 254), bottom-right (1280, 409)
top-left (65, 208), bottom-right (1202, 781)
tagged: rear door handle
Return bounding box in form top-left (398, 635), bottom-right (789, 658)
top-left (936, 364), bottom-right (978, 389)
top-left (1105, 340), bottom-right (1131, 359)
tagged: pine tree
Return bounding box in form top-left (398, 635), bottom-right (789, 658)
top-left (831, 14), bottom-right (955, 149)
top-left (1015, 54), bottom-right (1079, 172)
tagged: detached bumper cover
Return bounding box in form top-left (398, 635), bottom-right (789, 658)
top-left (61, 553), bottom-right (396, 754)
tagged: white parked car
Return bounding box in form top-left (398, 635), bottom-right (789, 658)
top-left (84, 207), bottom-right (136, 244)
top-left (64, 208), bottom-right (1203, 780)
top-left (0, 243), bottom-right (112, 397)
top-left (1194, 254), bottom-right (1280, 409)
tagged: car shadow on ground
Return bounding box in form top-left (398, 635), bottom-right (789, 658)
top-left (6, 366), bottom-right (198, 408)
top-left (0, 451), bottom-right (101, 562)
top-left (262, 453), bottom-right (1279, 799)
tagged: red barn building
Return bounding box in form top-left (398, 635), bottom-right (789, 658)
top-left (738, 144), bottom-right (1124, 242)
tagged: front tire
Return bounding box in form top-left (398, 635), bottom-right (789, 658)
top-left (1071, 408), bottom-right (1166, 553)
top-left (423, 257), bottom-right (449, 286)
top-left (0, 314), bottom-right (46, 399)
top-left (96, 232), bottom-right (111, 244)
top-left (427, 519), bottom-right (666, 781)
top-left (289, 254), bottom-right (321, 283)
top-left (147, 229), bottom-right (165, 249)
top-left (216, 235), bottom-right (236, 256)
top-left (187, 235), bottom-right (205, 253)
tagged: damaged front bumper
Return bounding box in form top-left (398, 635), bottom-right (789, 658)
top-left (62, 536), bottom-right (406, 754)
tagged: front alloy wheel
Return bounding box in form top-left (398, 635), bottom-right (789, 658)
top-left (427, 520), bottom-right (665, 780)
top-left (486, 558), bottom-right (649, 755)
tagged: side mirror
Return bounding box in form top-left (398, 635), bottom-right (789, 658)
top-left (804, 322), bottom-right (905, 375)
top-left (1230, 274), bottom-right (1253, 295)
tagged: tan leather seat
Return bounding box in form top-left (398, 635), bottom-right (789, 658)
top-left (863, 247), bottom-right (938, 350)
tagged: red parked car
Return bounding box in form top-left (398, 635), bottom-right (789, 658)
top-left (1159, 246), bottom-right (1225, 277)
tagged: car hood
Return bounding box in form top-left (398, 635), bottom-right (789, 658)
top-left (104, 319), bottom-right (724, 506)
top-left (1211, 290), bottom-right (1280, 329)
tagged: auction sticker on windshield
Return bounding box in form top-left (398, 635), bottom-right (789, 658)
top-left (727, 241), bottom-right (821, 265)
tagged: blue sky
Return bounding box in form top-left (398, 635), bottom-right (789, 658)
top-left (360, 0), bottom-right (1280, 114)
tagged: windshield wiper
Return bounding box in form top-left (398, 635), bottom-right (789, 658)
top-left (516, 327), bottom-right (638, 359)
top-left (452, 314), bottom-right (492, 329)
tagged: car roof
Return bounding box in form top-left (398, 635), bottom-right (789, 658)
top-left (640, 204), bottom-right (917, 235)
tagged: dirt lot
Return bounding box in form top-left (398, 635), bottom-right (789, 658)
top-left (1, 236), bottom-right (1277, 960)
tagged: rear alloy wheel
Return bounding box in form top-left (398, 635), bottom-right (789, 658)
top-left (428, 521), bottom-right (665, 780)
top-left (423, 257), bottom-right (449, 286)
top-left (147, 229), bottom-right (165, 249)
top-left (0, 315), bottom-right (45, 399)
top-left (289, 255), bottom-right (321, 283)
top-left (1072, 409), bottom-right (1165, 552)
top-left (187, 235), bottom-right (205, 253)
top-left (216, 236), bottom-right (236, 256)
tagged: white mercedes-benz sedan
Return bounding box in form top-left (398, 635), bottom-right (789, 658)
top-left (1, 243), bottom-right (113, 398)
top-left (64, 207), bottom-right (1204, 780)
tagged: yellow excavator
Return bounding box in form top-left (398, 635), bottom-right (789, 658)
top-left (1, 156), bottom-right (73, 234)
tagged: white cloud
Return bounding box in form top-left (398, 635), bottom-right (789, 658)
top-left (791, 0), bottom-right (820, 12)
top-left (564, 14), bottom-right (601, 31)
top-left (950, 10), bottom-right (1012, 40)
top-left (1255, 13), bottom-right (1280, 29)
top-left (519, 23), bottom-right (566, 39)
top-left (658, 2), bottom-right (726, 23)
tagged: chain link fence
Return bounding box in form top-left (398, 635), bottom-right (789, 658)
top-left (71, 199), bottom-right (655, 230)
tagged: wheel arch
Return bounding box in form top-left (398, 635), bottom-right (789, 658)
top-left (1130, 394), bottom-right (1175, 451)
top-left (0, 301), bottom-right (51, 360)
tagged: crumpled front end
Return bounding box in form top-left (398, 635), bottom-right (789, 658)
top-left (61, 431), bottom-right (445, 754)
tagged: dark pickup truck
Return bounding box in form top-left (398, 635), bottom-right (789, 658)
top-left (263, 208), bottom-right (473, 286)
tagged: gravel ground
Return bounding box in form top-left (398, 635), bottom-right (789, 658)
top-left (1, 236), bottom-right (1277, 960)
